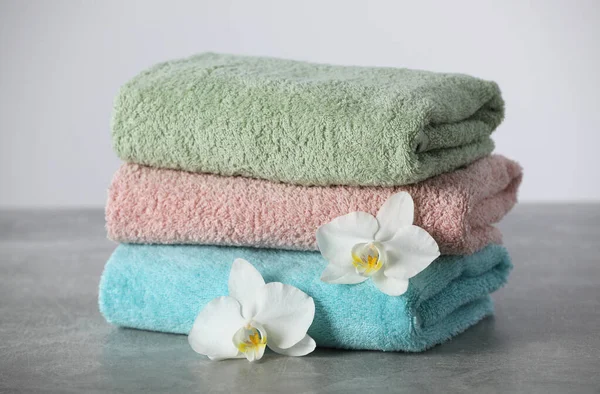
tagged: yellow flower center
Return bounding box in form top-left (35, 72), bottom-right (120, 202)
top-left (351, 242), bottom-right (385, 276)
top-left (233, 324), bottom-right (267, 361)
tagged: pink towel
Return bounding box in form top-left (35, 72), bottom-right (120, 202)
top-left (106, 155), bottom-right (522, 255)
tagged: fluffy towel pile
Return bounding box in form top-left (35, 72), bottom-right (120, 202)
top-left (100, 52), bottom-right (521, 353)
top-left (106, 155), bottom-right (522, 255)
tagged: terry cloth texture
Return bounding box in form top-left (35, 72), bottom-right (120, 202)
top-left (111, 52), bottom-right (504, 186)
top-left (106, 155), bottom-right (522, 255)
top-left (99, 244), bottom-right (511, 352)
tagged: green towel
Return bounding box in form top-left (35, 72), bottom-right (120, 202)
top-left (112, 53), bottom-right (504, 186)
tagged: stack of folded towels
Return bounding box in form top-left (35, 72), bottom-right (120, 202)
top-left (99, 53), bottom-right (522, 352)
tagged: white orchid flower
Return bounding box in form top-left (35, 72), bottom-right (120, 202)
top-left (188, 258), bottom-right (316, 362)
top-left (316, 192), bottom-right (440, 296)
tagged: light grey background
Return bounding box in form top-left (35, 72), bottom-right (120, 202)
top-left (1, 0), bottom-right (599, 207)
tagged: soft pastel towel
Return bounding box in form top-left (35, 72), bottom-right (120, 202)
top-left (106, 155), bottom-right (521, 255)
top-left (99, 244), bottom-right (511, 352)
top-left (112, 52), bottom-right (504, 186)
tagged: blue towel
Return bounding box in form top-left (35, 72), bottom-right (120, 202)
top-left (99, 244), bottom-right (511, 352)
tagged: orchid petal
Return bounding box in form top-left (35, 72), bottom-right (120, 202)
top-left (374, 192), bottom-right (415, 242)
top-left (372, 270), bottom-right (410, 296)
top-left (188, 296), bottom-right (246, 360)
top-left (244, 342), bottom-right (266, 362)
top-left (268, 334), bottom-right (316, 357)
top-left (316, 212), bottom-right (379, 267)
top-left (253, 282), bottom-right (315, 349)
top-left (321, 263), bottom-right (369, 284)
top-left (228, 258), bottom-right (265, 320)
top-left (383, 225), bottom-right (440, 279)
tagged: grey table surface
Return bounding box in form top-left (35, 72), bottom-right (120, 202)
top-left (1, 204), bottom-right (599, 394)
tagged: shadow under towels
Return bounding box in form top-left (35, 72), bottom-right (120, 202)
top-left (99, 244), bottom-right (511, 352)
